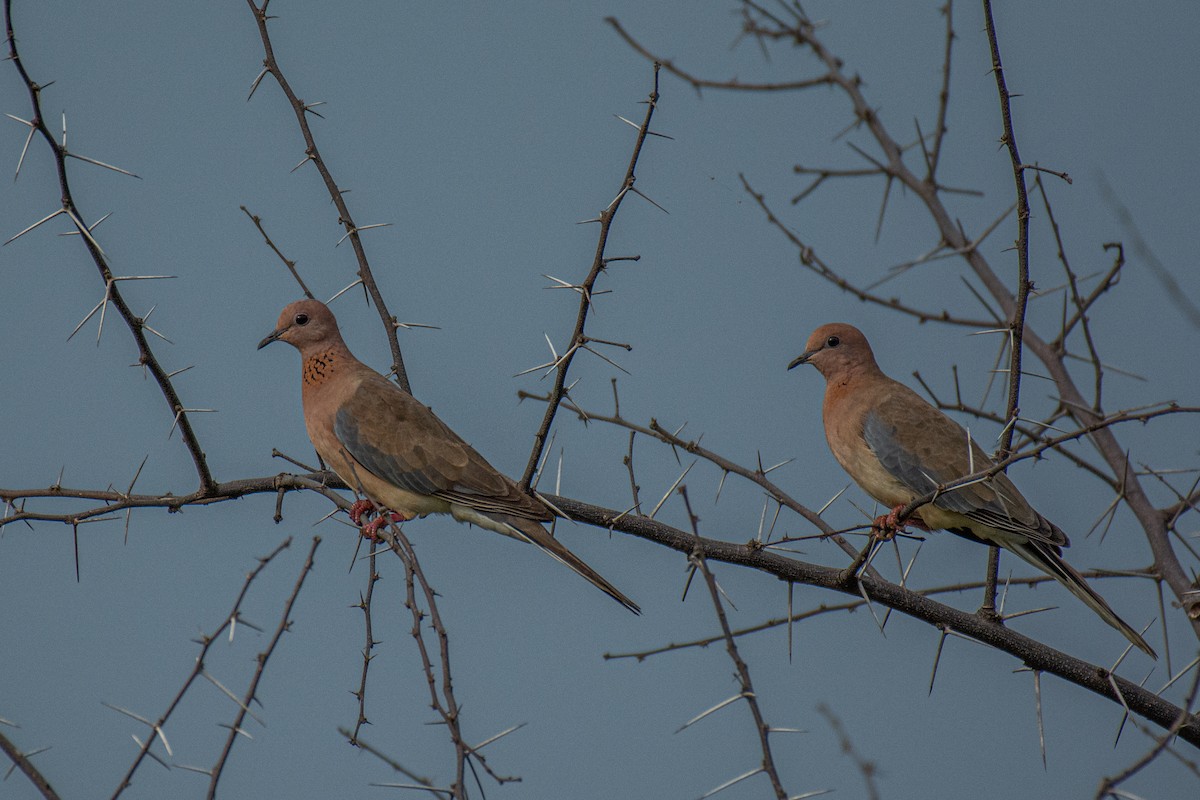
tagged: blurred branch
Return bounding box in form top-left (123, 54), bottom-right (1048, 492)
top-left (1099, 176), bottom-right (1200, 330)
top-left (243, 0), bottom-right (410, 393)
top-left (0, 728), bottom-right (60, 800)
top-left (817, 705), bottom-right (879, 800)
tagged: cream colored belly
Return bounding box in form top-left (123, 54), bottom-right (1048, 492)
top-left (326, 447), bottom-right (520, 538)
top-left (835, 444), bottom-right (915, 508)
top-left (325, 449), bottom-right (451, 518)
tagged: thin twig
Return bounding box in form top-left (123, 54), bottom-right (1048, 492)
top-left (208, 537), bottom-right (321, 799)
top-left (5, 0), bottom-right (215, 490)
top-left (680, 487), bottom-right (789, 800)
top-left (242, 0), bottom-right (410, 392)
top-left (110, 538), bottom-right (295, 800)
top-left (519, 64), bottom-right (663, 489)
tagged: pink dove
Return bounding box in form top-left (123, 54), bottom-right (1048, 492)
top-left (790, 322), bottom-right (1154, 657)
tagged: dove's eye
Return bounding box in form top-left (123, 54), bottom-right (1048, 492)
top-left (295, 313), bottom-right (310, 326)
top-left (826, 335), bottom-right (841, 348)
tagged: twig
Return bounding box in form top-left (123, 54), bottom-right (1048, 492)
top-left (240, 205), bottom-right (315, 299)
top-left (0, 729), bottom-right (60, 800)
top-left (110, 538), bottom-right (295, 799)
top-left (680, 488), bottom-right (789, 800)
top-left (348, 549), bottom-right (382, 744)
top-left (519, 64), bottom-right (663, 489)
top-left (5, 0), bottom-right (215, 491)
top-left (243, 0), bottom-right (410, 392)
top-left (545, 493), bottom-right (1200, 747)
top-left (208, 536), bottom-right (321, 799)
top-left (817, 705), bottom-right (879, 800)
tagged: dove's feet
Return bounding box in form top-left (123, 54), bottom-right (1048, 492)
top-left (871, 504), bottom-right (909, 541)
top-left (348, 499), bottom-right (409, 539)
top-left (348, 499), bottom-right (376, 526)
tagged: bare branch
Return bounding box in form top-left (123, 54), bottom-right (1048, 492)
top-left (519, 64), bottom-right (663, 489)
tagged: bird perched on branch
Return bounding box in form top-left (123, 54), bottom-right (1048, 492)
top-left (259, 298), bottom-right (639, 613)
top-left (789, 322), bottom-right (1154, 657)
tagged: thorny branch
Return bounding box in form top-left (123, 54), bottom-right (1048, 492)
top-left (542, 493), bottom-right (1200, 747)
top-left (347, 548), bottom-right (382, 745)
top-left (3, 398), bottom-right (1191, 741)
top-left (817, 705), bottom-right (879, 800)
top-left (680, 487), bottom-right (790, 800)
top-left (4, 0), bottom-right (215, 492)
top-left (0, 728), bottom-right (60, 800)
top-left (604, 572), bottom-right (1149, 662)
top-left (208, 536), bottom-right (320, 800)
top-left (380, 523), bottom-right (520, 798)
top-left (609, 0), bottom-right (1200, 636)
top-left (982, 0), bottom-right (1035, 461)
top-left (519, 64), bottom-right (663, 490)
top-left (243, 0), bottom-right (410, 393)
top-left (109, 538), bottom-right (296, 800)
top-left (1095, 661), bottom-right (1200, 798)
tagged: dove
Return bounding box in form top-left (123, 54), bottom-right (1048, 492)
top-left (260, 299), bottom-right (639, 613)
top-left (790, 322), bottom-right (1154, 657)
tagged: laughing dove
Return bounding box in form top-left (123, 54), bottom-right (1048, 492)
top-left (259, 299), bottom-right (639, 613)
top-left (789, 323), bottom-right (1155, 657)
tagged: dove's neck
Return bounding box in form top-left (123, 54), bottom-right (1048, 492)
top-left (300, 341), bottom-right (359, 389)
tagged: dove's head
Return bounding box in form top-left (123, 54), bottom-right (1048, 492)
top-left (787, 322), bottom-right (879, 381)
top-left (257, 299), bottom-right (344, 354)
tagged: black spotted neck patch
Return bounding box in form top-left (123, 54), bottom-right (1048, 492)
top-left (303, 350), bottom-right (339, 386)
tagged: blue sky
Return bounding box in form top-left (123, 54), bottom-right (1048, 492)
top-left (2, 2), bottom-right (1197, 798)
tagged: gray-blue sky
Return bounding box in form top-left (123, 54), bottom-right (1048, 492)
top-left (2, 1), bottom-right (1197, 798)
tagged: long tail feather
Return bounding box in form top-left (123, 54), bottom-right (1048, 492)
top-left (507, 517), bottom-right (641, 614)
top-left (1009, 539), bottom-right (1156, 658)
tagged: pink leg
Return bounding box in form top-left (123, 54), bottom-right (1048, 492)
top-left (872, 504), bottom-right (929, 540)
top-left (360, 511), bottom-right (407, 539)
top-left (871, 504), bottom-right (909, 541)
top-left (348, 498), bottom-right (376, 526)
top-left (348, 499), bottom-right (410, 539)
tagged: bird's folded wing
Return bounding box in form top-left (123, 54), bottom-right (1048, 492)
top-left (334, 374), bottom-right (550, 521)
top-left (863, 390), bottom-right (1066, 548)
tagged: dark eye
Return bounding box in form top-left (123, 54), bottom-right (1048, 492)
top-left (295, 313), bottom-right (310, 326)
top-left (826, 335), bottom-right (840, 348)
